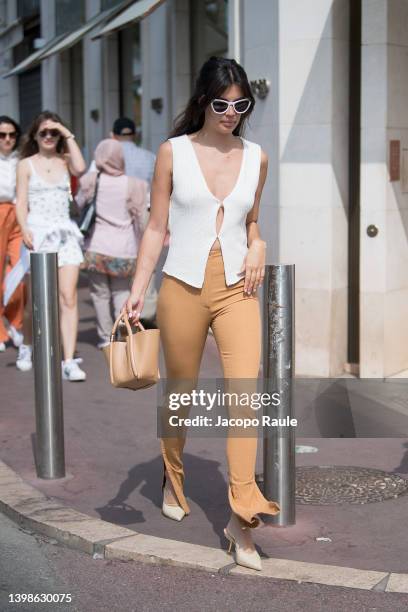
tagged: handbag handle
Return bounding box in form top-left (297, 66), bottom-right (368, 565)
top-left (110, 312), bottom-right (145, 342)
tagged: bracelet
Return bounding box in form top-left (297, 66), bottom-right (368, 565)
top-left (65, 133), bottom-right (75, 140)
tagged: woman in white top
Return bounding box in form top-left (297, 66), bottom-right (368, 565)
top-left (15, 111), bottom-right (87, 381)
top-left (0, 116), bottom-right (24, 353)
top-left (124, 57), bottom-right (279, 571)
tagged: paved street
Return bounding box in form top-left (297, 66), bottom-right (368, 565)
top-left (2, 511), bottom-right (408, 612)
top-left (1, 274), bottom-right (408, 604)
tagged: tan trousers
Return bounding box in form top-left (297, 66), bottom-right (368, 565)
top-left (157, 249), bottom-right (280, 527)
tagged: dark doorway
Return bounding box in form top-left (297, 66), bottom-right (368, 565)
top-left (14, 6), bottom-right (42, 131)
top-left (347, 0), bottom-right (361, 369)
top-left (18, 66), bottom-right (42, 130)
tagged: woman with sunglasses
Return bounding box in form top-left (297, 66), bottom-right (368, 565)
top-left (0, 116), bottom-right (25, 353)
top-left (124, 56), bottom-right (279, 571)
top-left (15, 111), bottom-right (87, 380)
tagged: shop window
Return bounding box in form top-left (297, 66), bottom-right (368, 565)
top-left (55, 0), bottom-right (85, 36)
top-left (191, 0), bottom-right (228, 82)
top-left (131, 23), bottom-right (142, 144)
top-left (13, 21), bottom-right (40, 65)
top-left (205, 0), bottom-right (228, 34)
top-left (101, 0), bottom-right (124, 10)
top-left (17, 0), bottom-right (40, 19)
top-left (19, 66), bottom-right (42, 130)
top-left (119, 23), bottom-right (143, 144)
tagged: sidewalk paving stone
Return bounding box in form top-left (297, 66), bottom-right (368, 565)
top-left (1, 279), bottom-right (408, 580)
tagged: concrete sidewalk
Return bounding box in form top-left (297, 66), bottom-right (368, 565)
top-left (1, 277), bottom-right (408, 584)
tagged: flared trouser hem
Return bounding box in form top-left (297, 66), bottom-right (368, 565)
top-left (160, 440), bottom-right (191, 515)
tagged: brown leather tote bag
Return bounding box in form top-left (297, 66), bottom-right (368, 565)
top-left (103, 313), bottom-right (160, 390)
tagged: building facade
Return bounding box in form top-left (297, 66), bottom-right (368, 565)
top-left (0, 0), bottom-right (406, 379)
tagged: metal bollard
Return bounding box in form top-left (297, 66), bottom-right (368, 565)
top-left (31, 252), bottom-right (65, 479)
top-left (262, 264), bottom-right (295, 525)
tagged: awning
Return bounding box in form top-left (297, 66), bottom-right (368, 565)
top-left (93, 0), bottom-right (166, 39)
top-left (2, 33), bottom-right (67, 78)
top-left (39, 1), bottom-right (131, 60)
top-left (0, 19), bottom-right (23, 53)
top-left (2, 0), bottom-right (132, 78)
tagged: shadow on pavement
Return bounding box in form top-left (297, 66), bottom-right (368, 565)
top-left (95, 452), bottom-right (230, 543)
top-left (77, 326), bottom-right (99, 347)
top-left (393, 442), bottom-right (408, 474)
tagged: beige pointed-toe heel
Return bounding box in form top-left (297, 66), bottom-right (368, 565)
top-left (223, 527), bottom-right (262, 571)
top-left (161, 474), bottom-right (185, 522)
top-left (162, 501), bottom-right (185, 521)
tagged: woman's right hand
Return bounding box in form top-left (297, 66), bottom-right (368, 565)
top-left (22, 228), bottom-right (34, 250)
top-left (123, 291), bottom-right (145, 323)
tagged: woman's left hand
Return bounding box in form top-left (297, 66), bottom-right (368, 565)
top-left (239, 239), bottom-right (266, 295)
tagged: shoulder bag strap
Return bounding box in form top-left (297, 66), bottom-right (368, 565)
top-left (92, 171), bottom-right (101, 204)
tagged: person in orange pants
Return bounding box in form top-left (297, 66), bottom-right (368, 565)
top-left (0, 116), bottom-right (24, 352)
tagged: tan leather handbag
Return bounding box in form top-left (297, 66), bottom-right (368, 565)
top-left (103, 313), bottom-right (160, 390)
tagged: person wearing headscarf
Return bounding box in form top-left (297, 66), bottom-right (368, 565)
top-left (76, 139), bottom-right (147, 348)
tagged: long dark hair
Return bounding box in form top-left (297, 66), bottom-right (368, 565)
top-left (20, 110), bottom-right (69, 158)
top-left (170, 57), bottom-right (255, 138)
top-left (0, 115), bottom-right (21, 150)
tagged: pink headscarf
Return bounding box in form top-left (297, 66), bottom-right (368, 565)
top-left (94, 138), bottom-right (124, 176)
top-left (76, 139), bottom-right (148, 226)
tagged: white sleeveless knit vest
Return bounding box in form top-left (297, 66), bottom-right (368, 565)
top-left (162, 134), bottom-right (262, 288)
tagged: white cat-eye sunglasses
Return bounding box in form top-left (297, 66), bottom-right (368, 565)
top-left (210, 98), bottom-right (252, 115)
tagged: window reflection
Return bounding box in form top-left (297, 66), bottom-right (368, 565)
top-left (191, 0), bottom-right (229, 82)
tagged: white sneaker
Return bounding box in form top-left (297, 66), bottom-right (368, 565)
top-left (62, 358), bottom-right (86, 382)
top-left (16, 344), bottom-right (32, 371)
top-left (0, 341), bottom-right (6, 352)
top-left (8, 326), bottom-right (24, 348)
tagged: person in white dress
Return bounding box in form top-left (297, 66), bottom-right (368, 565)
top-left (15, 111), bottom-right (87, 381)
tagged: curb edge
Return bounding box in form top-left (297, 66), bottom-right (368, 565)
top-left (1, 459), bottom-right (407, 594)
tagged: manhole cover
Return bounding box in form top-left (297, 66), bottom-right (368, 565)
top-left (296, 466), bottom-right (408, 505)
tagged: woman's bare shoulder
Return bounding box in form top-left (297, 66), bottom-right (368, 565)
top-left (17, 157), bottom-right (31, 172)
top-left (158, 140), bottom-right (173, 155)
top-left (20, 154), bottom-right (36, 163)
top-left (155, 141), bottom-right (173, 170)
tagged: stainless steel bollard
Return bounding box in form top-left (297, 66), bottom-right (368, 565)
top-left (262, 264), bottom-right (295, 525)
top-left (31, 252), bottom-right (65, 479)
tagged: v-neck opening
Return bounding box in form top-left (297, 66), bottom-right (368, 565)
top-left (29, 159), bottom-right (68, 187)
top-left (185, 134), bottom-right (246, 203)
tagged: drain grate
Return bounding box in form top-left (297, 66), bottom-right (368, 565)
top-left (296, 466), bottom-right (408, 505)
